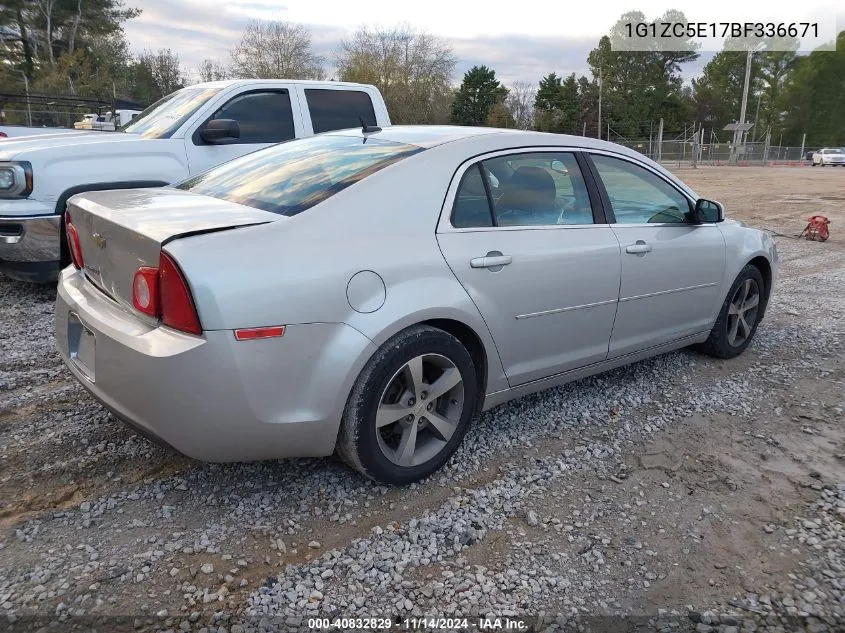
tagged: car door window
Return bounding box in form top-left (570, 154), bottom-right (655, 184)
top-left (451, 152), bottom-right (593, 228)
top-left (204, 90), bottom-right (295, 144)
top-left (452, 165), bottom-right (494, 228)
top-left (591, 154), bottom-right (692, 224)
top-left (305, 89), bottom-right (377, 133)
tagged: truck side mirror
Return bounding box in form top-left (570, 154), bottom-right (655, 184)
top-left (200, 119), bottom-right (240, 144)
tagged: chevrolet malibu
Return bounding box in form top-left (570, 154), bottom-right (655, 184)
top-left (55, 126), bottom-right (778, 485)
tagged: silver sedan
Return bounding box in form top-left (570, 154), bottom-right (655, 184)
top-left (55, 126), bottom-right (779, 485)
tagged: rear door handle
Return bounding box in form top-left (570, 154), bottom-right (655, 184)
top-left (625, 241), bottom-right (652, 255)
top-left (470, 255), bottom-right (512, 268)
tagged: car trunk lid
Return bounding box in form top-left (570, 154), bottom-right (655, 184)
top-left (66, 188), bottom-right (282, 314)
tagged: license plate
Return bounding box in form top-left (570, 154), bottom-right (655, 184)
top-left (68, 312), bottom-right (96, 381)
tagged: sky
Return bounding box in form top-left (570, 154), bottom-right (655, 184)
top-left (124, 0), bottom-right (844, 86)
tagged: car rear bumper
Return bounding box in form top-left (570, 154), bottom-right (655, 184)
top-left (55, 267), bottom-right (377, 462)
top-left (0, 210), bottom-right (61, 282)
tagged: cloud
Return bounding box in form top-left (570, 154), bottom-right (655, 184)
top-left (450, 34), bottom-right (597, 85)
top-left (122, 0), bottom-right (724, 88)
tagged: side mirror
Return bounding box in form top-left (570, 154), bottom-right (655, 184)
top-left (693, 198), bottom-right (724, 223)
top-left (200, 118), bottom-right (240, 144)
top-left (550, 159), bottom-right (568, 175)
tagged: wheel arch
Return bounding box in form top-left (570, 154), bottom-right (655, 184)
top-left (746, 255), bottom-right (773, 318)
top-left (421, 317), bottom-right (489, 414)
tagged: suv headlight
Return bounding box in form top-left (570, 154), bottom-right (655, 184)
top-left (0, 162), bottom-right (33, 197)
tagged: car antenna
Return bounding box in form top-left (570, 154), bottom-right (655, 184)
top-left (360, 116), bottom-right (381, 134)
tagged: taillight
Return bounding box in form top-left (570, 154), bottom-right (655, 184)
top-left (159, 253), bottom-right (202, 335)
top-left (65, 210), bottom-right (84, 270)
top-left (132, 267), bottom-right (159, 317)
top-left (131, 252), bottom-right (202, 335)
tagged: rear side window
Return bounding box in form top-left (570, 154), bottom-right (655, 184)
top-left (451, 152), bottom-right (594, 228)
top-left (452, 166), bottom-right (493, 228)
top-left (305, 89), bottom-right (377, 133)
top-left (176, 135), bottom-right (423, 216)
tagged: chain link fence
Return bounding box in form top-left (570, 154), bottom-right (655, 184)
top-left (0, 107), bottom-right (88, 129)
top-left (609, 128), bottom-right (823, 168)
top-left (615, 139), bottom-right (815, 167)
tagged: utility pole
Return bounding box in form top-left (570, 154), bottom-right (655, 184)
top-left (730, 42), bottom-right (764, 165)
top-left (752, 91), bottom-right (762, 142)
top-left (597, 66), bottom-right (602, 140)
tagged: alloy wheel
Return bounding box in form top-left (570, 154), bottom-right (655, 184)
top-left (375, 354), bottom-right (465, 468)
top-left (726, 278), bottom-right (760, 347)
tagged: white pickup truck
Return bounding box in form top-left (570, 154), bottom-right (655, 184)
top-left (0, 79), bottom-right (391, 282)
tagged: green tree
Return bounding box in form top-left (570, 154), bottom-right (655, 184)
top-left (128, 49), bottom-right (186, 104)
top-left (533, 72), bottom-right (581, 134)
top-left (587, 10), bottom-right (699, 138)
top-left (754, 42), bottom-right (798, 141)
top-left (0, 0), bottom-right (141, 102)
top-left (535, 72), bottom-right (563, 112)
top-left (691, 36), bottom-right (801, 142)
top-left (577, 75), bottom-right (599, 135)
top-left (450, 65), bottom-right (508, 126)
top-left (781, 31), bottom-right (845, 145)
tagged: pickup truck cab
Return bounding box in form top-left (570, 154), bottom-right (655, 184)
top-left (0, 79), bottom-right (390, 282)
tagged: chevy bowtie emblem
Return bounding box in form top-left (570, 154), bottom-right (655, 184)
top-left (92, 233), bottom-right (106, 248)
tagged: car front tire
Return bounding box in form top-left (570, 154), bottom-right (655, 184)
top-left (337, 325), bottom-right (477, 485)
top-left (696, 264), bottom-right (766, 359)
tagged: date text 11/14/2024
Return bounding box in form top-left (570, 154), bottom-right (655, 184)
top-left (307, 617), bottom-right (530, 630)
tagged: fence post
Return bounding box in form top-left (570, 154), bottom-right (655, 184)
top-left (763, 132), bottom-right (770, 166)
top-left (799, 133), bottom-right (806, 166)
top-left (649, 123), bottom-right (653, 159)
top-left (656, 118), bottom-right (663, 163)
top-left (692, 126), bottom-right (698, 169)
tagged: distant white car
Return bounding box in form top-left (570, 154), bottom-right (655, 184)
top-left (812, 148), bottom-right (845, 166)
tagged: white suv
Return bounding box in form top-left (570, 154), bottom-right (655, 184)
top-left (812, 148), bottom-right (845, 166)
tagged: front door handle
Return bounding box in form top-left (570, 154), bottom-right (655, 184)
top-left (470, 254), bottom-right (512, 269)
top-left (625, 240), bottom-right (652, 255)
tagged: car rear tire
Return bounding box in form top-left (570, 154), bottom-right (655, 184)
top-left (337, 325), bottom-right (477, 485)
top-left (696, 264), bottom-right (766, 359)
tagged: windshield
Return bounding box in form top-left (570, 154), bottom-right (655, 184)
top-left (120, 87), bottom-right (221, 139)
top-left (175, 135), bottom-right (424, 216)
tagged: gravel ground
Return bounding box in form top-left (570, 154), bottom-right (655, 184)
top-left (1, 167), bottom-right (843, 632)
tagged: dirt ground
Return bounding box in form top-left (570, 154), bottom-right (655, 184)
top-left (1, 166), bottom-right (844, 630)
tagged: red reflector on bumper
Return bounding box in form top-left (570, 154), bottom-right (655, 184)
top-left (234, 326), bottom-right (286, 341)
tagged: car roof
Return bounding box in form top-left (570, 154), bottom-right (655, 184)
top-left (322, 124), bottom-right (640, 153)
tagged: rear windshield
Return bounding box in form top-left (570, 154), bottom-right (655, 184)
top-left (175, 135), bottom-right (423, 216)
